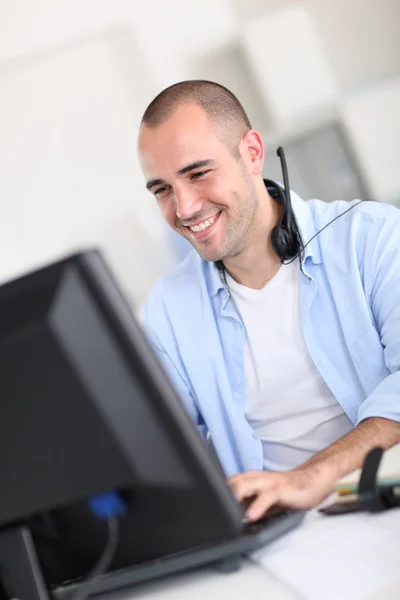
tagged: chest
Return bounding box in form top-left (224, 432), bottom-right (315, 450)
top-left (230, 265), bottom-right (312, 387)
top-left (213, 260), bottom-right (387, 423)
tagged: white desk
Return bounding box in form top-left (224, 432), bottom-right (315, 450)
top-left (101, 507), bottom-right (400, 600)
top-left (100, 558), bottom-right (400, 600)
top-left (104, 560), bottom-right (297, 600)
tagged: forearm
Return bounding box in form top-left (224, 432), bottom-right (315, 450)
top-left (229, 418), bottom-right (400, 517)
top-left (298, 417), bottom-right (400, 483)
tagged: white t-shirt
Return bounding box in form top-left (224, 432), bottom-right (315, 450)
top-left (225, 260), bottom-right (354, 472)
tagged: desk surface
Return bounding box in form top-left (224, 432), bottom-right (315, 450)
top-left (101, 559), bottom-right (400, 600)
top-left (107, 560), bottom-right (297, 600)
top-left (102, 506), bottom-right (400, 600)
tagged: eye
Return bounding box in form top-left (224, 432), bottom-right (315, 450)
top-left (154, 185), bottom-right (171, 197)
top-left (190, 170), bottom-right (211, 181)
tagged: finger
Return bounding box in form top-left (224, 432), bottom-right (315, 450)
top-left (228, 477), bottom-right (266, 503)
top-left (229, 471), bottom-right (262, 483)
top-left (230, 471), bottom-right (265, 479)
top-left (245, 491), bottom-right (279, 522)
top-left (228, 473), bottom-right (273, 492)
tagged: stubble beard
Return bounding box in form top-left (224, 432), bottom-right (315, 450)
top-left (197, 181), bottom-right (259, 263)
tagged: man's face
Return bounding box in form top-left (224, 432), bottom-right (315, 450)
top-left (138, 104), bottom-right (260, 262)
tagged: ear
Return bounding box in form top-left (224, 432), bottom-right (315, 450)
top-left (242, 130), bottom-right (264, 175)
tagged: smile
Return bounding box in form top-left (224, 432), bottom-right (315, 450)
top-left (186, 211), bottom-right (221, 239)
top-left (189, 216), bottom-right (216, 232)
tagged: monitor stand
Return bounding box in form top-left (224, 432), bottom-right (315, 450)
top-left (0, 525), bottom-right (51, 600)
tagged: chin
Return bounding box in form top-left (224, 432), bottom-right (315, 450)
top-left (196, 248), bottom-right (224, 263)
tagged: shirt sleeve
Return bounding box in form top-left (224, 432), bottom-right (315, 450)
top-left (141, 308), bottom-right (207, 439)
top-left (357, 208), bottom-right (400, 424)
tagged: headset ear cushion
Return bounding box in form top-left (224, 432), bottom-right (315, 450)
top-left (265, 178), bottom-right (298, 261)
top-left (271, 226), bottom-right (279, 256)
top-left (271, 221), bottom-right (299, 262)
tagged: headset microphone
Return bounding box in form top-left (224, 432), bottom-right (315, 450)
top-left (268, 147), bottom-right (299, 262)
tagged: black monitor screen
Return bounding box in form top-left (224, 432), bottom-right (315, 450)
top-left (0, 250), bottom-right (241, 547)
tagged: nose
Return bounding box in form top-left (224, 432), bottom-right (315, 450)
top-left (174, 186), bottom-right (202, 221)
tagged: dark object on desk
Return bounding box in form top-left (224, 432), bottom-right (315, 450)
top-left (0, 249), bottom-right (304, 600)
top-left (320, 447), bottom-right (400, 516)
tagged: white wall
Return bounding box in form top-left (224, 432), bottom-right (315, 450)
top-left (0, 28), bottom-right (165, 305)
top-left (0, 0), bottom-right (238, 308)
top-left (0, 0), bottom-right (236, 85)
top-left (340, 79), bottom-right (400, 205)
top-left (230, 0), bottom-right (400, 93)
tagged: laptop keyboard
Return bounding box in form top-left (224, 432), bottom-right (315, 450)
top-left (242, 507), bottom-right (293, 535)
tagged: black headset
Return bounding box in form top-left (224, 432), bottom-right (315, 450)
top-left (267, 147), bottom-right (299, 262)
top-left (266, 147), bottom-right (370, 264)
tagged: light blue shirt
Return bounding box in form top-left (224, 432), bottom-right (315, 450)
top-left (143, 191), bottom-right (400, 478)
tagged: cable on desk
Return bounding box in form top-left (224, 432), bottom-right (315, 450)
top-left (71, 515), bottom-right (119, 600)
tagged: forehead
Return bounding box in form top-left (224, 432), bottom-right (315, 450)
top-left (138, 104), bottom-right (225, 176)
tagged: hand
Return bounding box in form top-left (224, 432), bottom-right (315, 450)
top-left (228, 467), bottom-right (336, 521)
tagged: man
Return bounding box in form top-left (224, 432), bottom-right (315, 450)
top-left (138, 80), bottom-right (400, 522)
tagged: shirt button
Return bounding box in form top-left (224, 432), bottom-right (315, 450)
top-left (235, 322), bottom-right (242, 331)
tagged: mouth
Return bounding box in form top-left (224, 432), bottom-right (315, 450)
top-left (185, 211), bottom-right (221, 241)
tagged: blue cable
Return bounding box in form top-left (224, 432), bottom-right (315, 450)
top-left (72, 491), bottom-right (127, 600)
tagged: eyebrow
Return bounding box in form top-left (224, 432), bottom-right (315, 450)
top-left (177, 159), bottom-right (216, 176)
top-left (146, 159), bottom-right (216, 191)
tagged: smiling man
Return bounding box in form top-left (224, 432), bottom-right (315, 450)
top-left (138, 80), bottom-right (400, 521)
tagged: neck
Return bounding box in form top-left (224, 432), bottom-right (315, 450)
top-left (222, 183), bottom-right (283, 290)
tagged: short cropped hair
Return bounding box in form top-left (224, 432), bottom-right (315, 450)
top-left (141, 80), bottom-right (252, 156)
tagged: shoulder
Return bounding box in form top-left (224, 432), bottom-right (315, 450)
top-left (304, 199), bottom-right (400, 286)
top-left (308, 197), bottom-right (400, 228)
top-left (143, 249), bottom-right (207, 324)
top-left (147, 249), bottom-right (205, 301)
top-left (308, 198), bottom-right (400, 251)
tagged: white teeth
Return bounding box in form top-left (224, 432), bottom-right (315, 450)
top-left (190, 215), bottom-right (216, 233)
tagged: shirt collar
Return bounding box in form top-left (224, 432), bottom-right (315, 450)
top-left (289, 188), bottom-right (322, 265)
top-left (204, 181), bottom-right (322, 297)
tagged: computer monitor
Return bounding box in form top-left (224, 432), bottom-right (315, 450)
top-left (0, 250), bottom-right (304, 597)
top-left (0, 248), bottom-right (242, 530)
